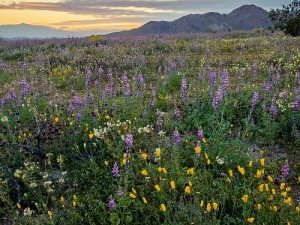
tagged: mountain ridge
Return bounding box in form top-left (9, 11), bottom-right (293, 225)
top-left (0, 4), bottom-right (271, 39)
top-left (108, 4), bottom-right (270, 37)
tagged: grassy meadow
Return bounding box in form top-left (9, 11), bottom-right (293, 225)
top-left (0, 32), bottom-right (300, 224)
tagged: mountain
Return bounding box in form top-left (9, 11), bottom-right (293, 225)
top-left (109, 4), bottom-right (270, 37)
top-left (0, 23), bottom-right (79, 39)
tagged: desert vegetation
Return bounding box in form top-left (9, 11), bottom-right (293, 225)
top-left (0, 31), bottom-right (299, 224)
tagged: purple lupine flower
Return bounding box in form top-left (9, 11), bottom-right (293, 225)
top-left (125, 84), bottom-right (131, 97)
top-left (263, 81), bottom-right (273, 96)
top-left (221, 69), bottom-right (229, 95)
top-left (209, 71), bottom-right (217, 84)
top-left (212, 86), bottom-right (224, 112)
top-left (122, 73), bottom-right (128, 85)
top-left (181, 77), bottom-right (187, 99)
top-left (89, 93), bottom-right (94, 104)
top-left (292, 95), bottom-right (300, 111)
top-left (270, 94), bottom-right (277, 117)
top-left (94, 79), bottom-right (100, 88)
top-left (108, 199), bottom-right (116, 211)
top-left (76, 112), bottom-right (81, 120)
top-left (112, 163), bottom-right (120, 178)
top-left (252, 62), bottom-right (257, 75)
top-left (117, 188), bottom-right (124, 197)
top-left (150, 84), bottom-right (156, 107)
top-left (67, 95), bottom-right (84, 115)
top-left (206, 48), bottom-right (211, 59)
top-left (19, 79), bottom-right (31, 98)
top-left (125, 133), bottom-right (133, 149)
top-left (251, 91), bottom-right (259, 113)
top-left (137, 73), bottom-right (146, 88)
top-left (281, 161), bottom-right (290, 181)
top-left (270, 105), bottom-right (277, 117)
top-left (198, 73), bottom-right (202, 84)
top-left (174, 107), bottom-right (181, 120)
top-left (197, 128), bottom-right (204, 140)
top-left (98, 67), bottom-right (104, 76)
top-left (85, 69), bottom-right (92, 90)
top-left (173, 129), bottom-right (181, 145)
top-left (105, 84), bottom-right (112, 95)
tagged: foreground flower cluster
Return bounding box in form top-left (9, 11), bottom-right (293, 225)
top-left (0, 32), bottom-right (299, 224)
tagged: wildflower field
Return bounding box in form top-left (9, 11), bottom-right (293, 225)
top-left (0, 32), bottom-right (300, 225)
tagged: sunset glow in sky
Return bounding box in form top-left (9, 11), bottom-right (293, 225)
top-left (0, 0), bottom-right (288, 33)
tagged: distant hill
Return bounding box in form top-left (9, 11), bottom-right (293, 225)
top-left (109, 4), bottom-right (270, 37)
top-left (0, 23), bottom-right (78, 39)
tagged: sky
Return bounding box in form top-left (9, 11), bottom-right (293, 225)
top-left (0, 0), bottom-right (289, 33)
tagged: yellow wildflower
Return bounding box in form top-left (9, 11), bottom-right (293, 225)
top-left (206, 203), bottom-right (211, 212)
top-left (258, 184), bottom-right (264, 192)
top-left (228, 169), bottom-right (233, 178)
top-left (212, 202), bottom-right (218, 211)
top-left (237, 166), bottom-right (245, 175)
top-left (257, 203), bottom-right (262, 210)
top-left (104, 160), bottom-right (109, 166)
top-left (187, 168), bottom-right (195, 175)
top-left (202, 137), bottom-right (206, 144)
top-left (269, 195), bottom-right (274, 201)
top-left (296, 206), bottom-right (300, 212)
top-left (206, 159), bottom-right (211, 165)
top-left (73, 195), bottom-right (77, 201)
top-left (17, 203), bottom-right (21, 209)
top-left (267, 176), bottom-right (273, 182)
top-left (155, 148), bottom-right (161, 157)
top-left (170, 180), bottom-right (176, 190)
top-left (200, 200), bottom-right (204, 208)
top-left (280, 183), bottom-right (285, 190)
top-left (194, 146), bottom-right (201, 154)
top-left (162, 168), bottom-right (167, 174)
top-left (141, 153), bottom-right (147, 160)
top-left (54, 117), bottom-right (59, 123)
top-left (271, 189), bottom-right (276, 195)
top-left (265, 184), bottom-right (269, 191)
top-left (284, 197), bottom-right (292, 205)
top-left (160, 203), bottom-right (167, 212)
top-left (105, 115), bottom-right (110, 120)
top-left (242, 195), bottom-right (248, 203)
top-left (89, 133), bottom-right (94, 139)
top-left (185, 186), bottom-right (191, 194)
top-left (256, 169), bottom-right (262, 178)
top-left (188, 180), bottom-right (193, 186)
top-left (248, 161), bottom-right (253, 167)
top-left (286, 187), bottom-right (291, 192)
top-left (154, 184), bottom-right (161, 192)
top-left (132, 188), bottom-right (137, 195)
top-left (247, 218), bottom-right (255, 223)
top-left (260, 158), bottom-right (265, 166)
top-left (204, 153), bottom-right (209, 160)
top-left (72, 201), bottom-right (76, 207)
top-left (141, 170), bottom-right (148, 176)
top-left (129, 193), bottom-right (136, 199)
top-left (142, 197), bottom-right (147, 204)
top-left (281, 191), bottom-right (287, 197)
top-left (48, 210), bottom-right (53, 219)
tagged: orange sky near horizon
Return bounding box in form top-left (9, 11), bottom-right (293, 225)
top-left (0, 0), bottom-right (289, 33)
